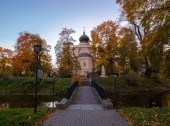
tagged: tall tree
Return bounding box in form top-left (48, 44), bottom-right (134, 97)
top-left (116, 0), bottom-right (170, 75)
top-left (118, 27), bottom-right (139, 73)
top-left (13, 32), bottom-right (52, 76)
top-left (55, 28), bottom-right (79, 77)
top-left (91, 21), bottom-right (118, 74)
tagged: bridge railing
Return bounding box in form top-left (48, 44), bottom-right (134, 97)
top-left (66, 81), bottom-right (79, 99)
top-left (91, 79), bottom-right (106, 99)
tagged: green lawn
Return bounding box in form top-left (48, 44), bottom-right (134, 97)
top-left (118, 107), bottom-right (170, 126)
top-left (0, 107), bottom-right (51, 126)
top-left (0, 77), bottom-right (71, 94)
top-left (0, 77), bottom-right (70, 126)
top-left (96, 75), bottom-right (168, 92)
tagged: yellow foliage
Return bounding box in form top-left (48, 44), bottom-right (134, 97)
top-left (71, 75), bottom-right (81, 84)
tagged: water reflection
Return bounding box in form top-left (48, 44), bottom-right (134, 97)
top-left (43, 101), bottom-right (58, 108)
top-left (0, 102), bottom-right (9, 109)
top-left (0, 91), bottom-right (169, 109)
top-left (110, 91), bottom-right (170, 108)
top-left (0, 94), bottom-right (61, 109)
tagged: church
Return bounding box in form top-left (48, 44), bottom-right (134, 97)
top-left (74, 32), bottom-right (96, 76)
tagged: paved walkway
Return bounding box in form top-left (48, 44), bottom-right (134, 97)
top-left (72, 86), bottom-right (100, 104)
top-left (43, 78), bottom-right (129, 126)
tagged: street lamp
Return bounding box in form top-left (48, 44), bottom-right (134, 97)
top-left (52, 72), bottom-right (57, 109)
top-left (114, 75), bottom-right (118, 108)
top-left (34, 44), bottom-right (41, 113)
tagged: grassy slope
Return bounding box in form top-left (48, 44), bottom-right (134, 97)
top-left (0, 77), bottom-right (71, 94)
top-left (96, 75), bottom-right (170, 126)
top-left (0, 107), bottom-right (51, 126)
top-left (0, 77), bottom-right (71, 126)
top-left (96, 75), bottom-right (169, 92)
top-left (118, 107), bottom-right (170, 126)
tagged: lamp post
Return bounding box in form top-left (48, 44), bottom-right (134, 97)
top-left (52, 72), bottom-right (56, 109)
top-left (114, 75), bottom-right (118, 108)
top-left (34, 44), bottom-right (41, 113)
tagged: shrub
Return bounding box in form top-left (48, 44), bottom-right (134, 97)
top-left (150, 73), bottom-right (169, 84)
top-left (126, 71), bottom-right (143, 86)
top-left (71, 75), bottom-right (81, 84)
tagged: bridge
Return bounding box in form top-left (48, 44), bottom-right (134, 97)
top-left (43, 77), bottom-right (129, 126)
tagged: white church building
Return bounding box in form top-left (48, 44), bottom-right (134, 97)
top-left (74, 32), bottom-right (96, 76)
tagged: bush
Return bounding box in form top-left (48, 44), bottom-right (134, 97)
top-left (150, 73), bottom-right (169, 84)
top-left (126, 71), bottom-right (143, 86)
top-left (6, 77), bottom-right (34, 93)
top-left (71, 75), bottom-right (81, 84)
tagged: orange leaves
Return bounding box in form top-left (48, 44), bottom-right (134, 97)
top-left (116, 0), bottom-right (170, 74)
top-left (91, 19), bottom-right (139, 74)
top-left (13, 32), bottom-right (52, 76)
top-left (91, 21), bottom-right (119, 74)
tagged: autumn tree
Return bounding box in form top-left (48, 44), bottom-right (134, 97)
top-left (55, 28), bottom-right (79, 77)
top-left (91, 21), bottom-right (118, 75)
top-left (0, 47), bottom-right (13, 77)
top-left (118, 27), bottom-right (139, 73)
top-left (13, 32), bottom-right (52, 76)
top-left (116, 0), bottom-right (170, 76)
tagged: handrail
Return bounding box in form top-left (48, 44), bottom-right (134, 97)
top-left (66, 81), bottom-right (79, 99)
top-left (91, 79), bottom-right (106, 99)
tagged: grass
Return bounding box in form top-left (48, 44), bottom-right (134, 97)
top-left (96, 74), bottom-right (168, 92)
top-left (0, 77), bottom-right (71, 94)
top-left (95, 74), bottom-right (170, 107)
top-left (0, 107), bottom-right (51, 126)
top-left (118, 107), bottom-right (170, 126)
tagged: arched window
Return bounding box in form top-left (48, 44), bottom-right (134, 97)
top-left (84, 62), bottom-right (86, 66)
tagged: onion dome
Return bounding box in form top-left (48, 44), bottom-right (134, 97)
top-left (79, 31), bottom-right (90, 43)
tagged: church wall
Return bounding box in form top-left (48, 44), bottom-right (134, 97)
top-left (73, 32), bottom-right (95, 76)
top-left (78, 57), bottom-right (93, 76)
top-left (79, 48), bottom-right (90, 54)
top-left (74, 44), bottom-right (91, 57)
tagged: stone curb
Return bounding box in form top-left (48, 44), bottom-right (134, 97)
top-left (56, 87), bottom-right (78, 109)
top-left (56, 98), bottom-right (68, 109)
top-left (68, 87), bottom-right (78, 104)
top-left (92, 87), bottom-right (113, 109)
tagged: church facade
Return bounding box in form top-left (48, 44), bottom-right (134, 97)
top-left (74, 32), bottom-right (95, 76)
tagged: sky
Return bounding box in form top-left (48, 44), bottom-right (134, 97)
top-left (0, 0), bottom-right (120, 65)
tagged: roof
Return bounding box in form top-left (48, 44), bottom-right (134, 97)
top-left (79, 32), bottom-right (90, 43)
top-left (78, 53), bottom-right (92, 58)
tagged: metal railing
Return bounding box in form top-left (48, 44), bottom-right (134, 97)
top-left (66, 81), bottom-right (79, 99)
top-left (91, 79), bottom-right (106, 99)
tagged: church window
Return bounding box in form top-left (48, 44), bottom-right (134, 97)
top-left (84, 62), bottom-right (86, 66)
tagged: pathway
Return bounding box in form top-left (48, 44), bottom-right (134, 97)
top-left (43, 77), bottom-right (129, 126)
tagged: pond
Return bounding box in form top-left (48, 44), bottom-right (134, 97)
top-left (0, 91), bottom-right (170, 109)
top-left (0, 94), bottom-right (62, 109)
top-left (110, 90), bottom-right (170, 108)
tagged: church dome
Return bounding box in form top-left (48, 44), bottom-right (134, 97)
top-left (79, 32), bottom-right (90, 43)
